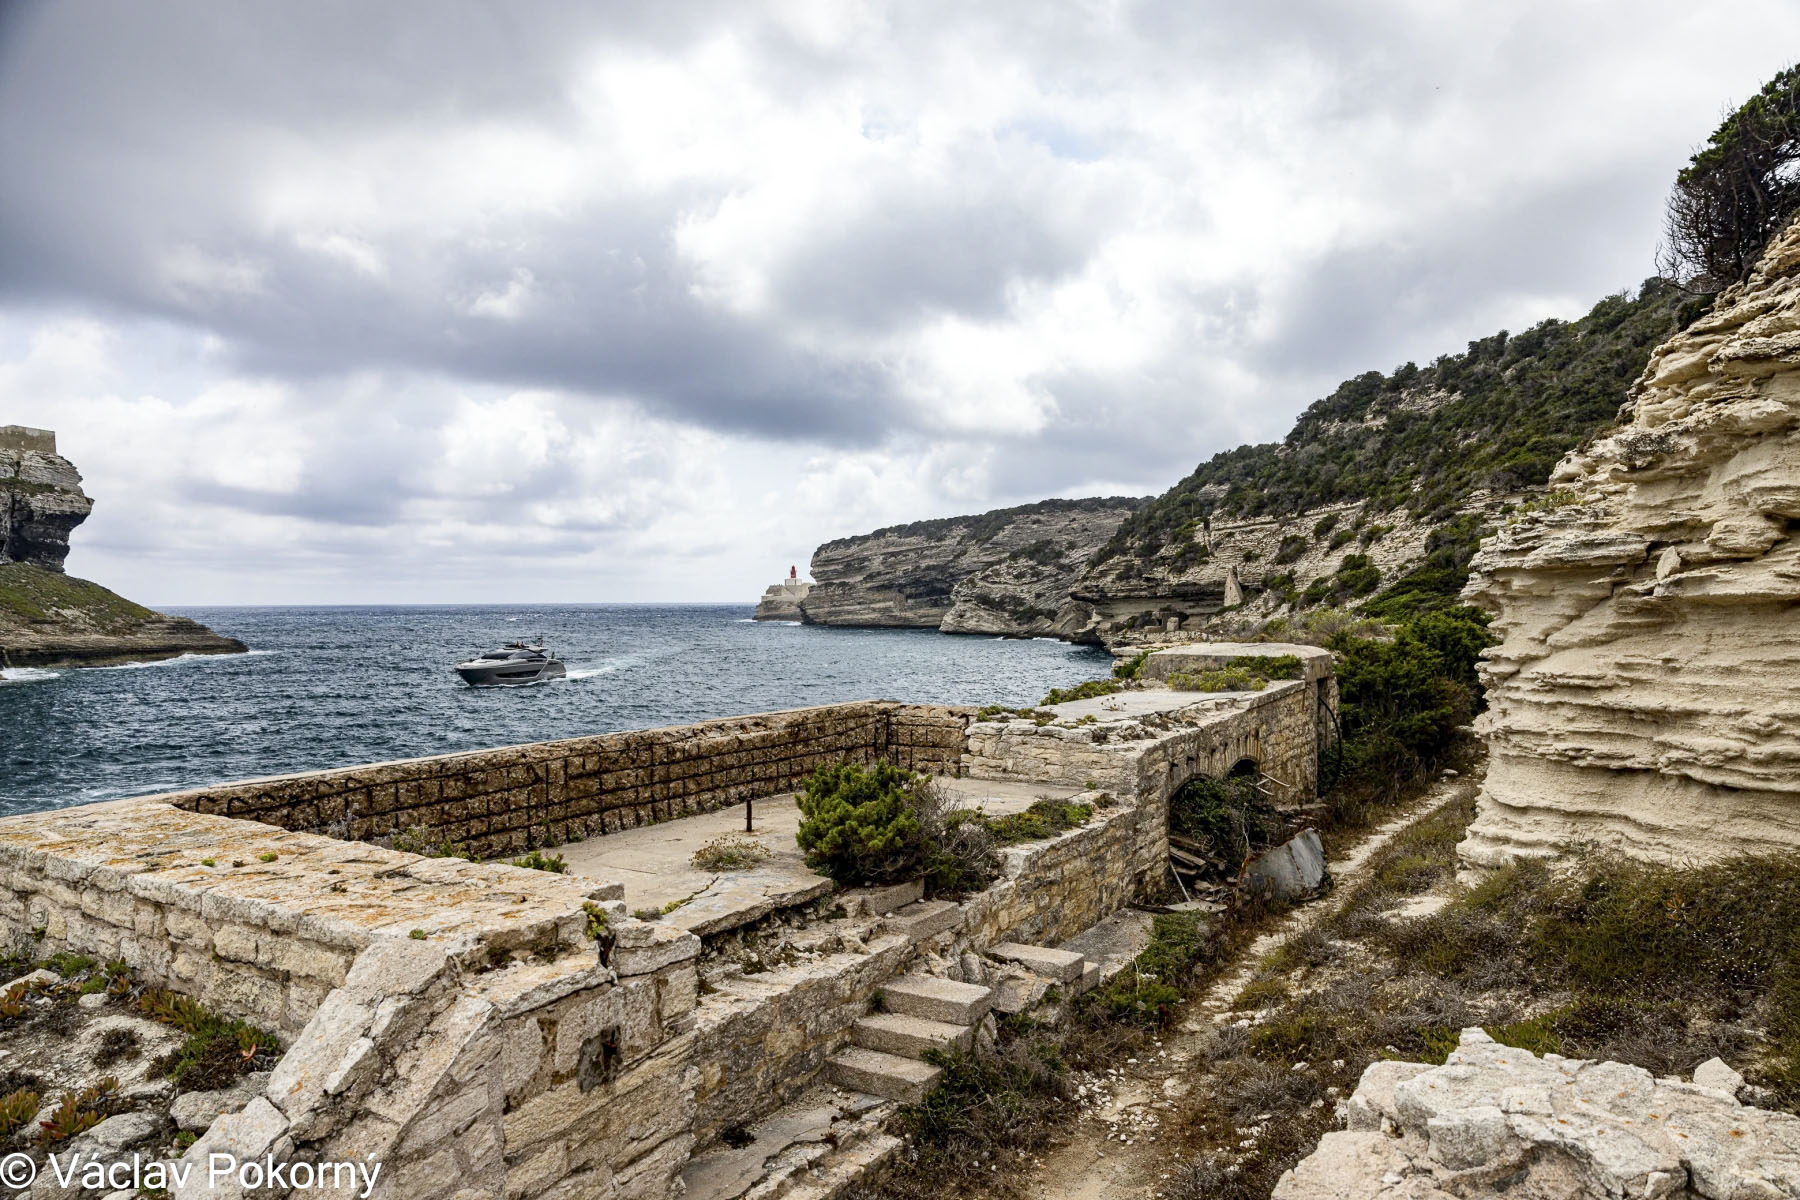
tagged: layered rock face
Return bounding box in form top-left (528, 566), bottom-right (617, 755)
top-left (1, 425), bottom-right (93, 570)
top-left (800, 498), bottom-right (1143, 635)
top-left (0, 427), bottom-right (246, 668)
top-left (1463, 218), bottom-right (1800, 871)
top-left (1067, 501), bottom-right (1454, 641)
top-left (1277, 1028), bottom-right (1799, 1200)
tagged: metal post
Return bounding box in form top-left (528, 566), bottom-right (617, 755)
top-left (745, 795), bottom-right (753, 833)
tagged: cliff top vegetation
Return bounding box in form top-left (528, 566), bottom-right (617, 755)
top-left (820, 495), bottom-right (1147, 551)
top-left (1094, 278), bottom-right (1693, 568)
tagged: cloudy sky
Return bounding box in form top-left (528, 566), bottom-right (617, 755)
top-left (2, 1), bottom-right (1796, 605)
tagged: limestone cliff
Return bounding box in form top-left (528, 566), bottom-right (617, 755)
top-left (1, 425), bottom-right (92, 570)
top-left (800, 497), bottom-right (1144, 635)
top-left (785, 281), bottom-right (1689, 647)
top-left (0, 427), bottom-right (245, 668)
top-left (1462, 217), bottom-right (1800, 872)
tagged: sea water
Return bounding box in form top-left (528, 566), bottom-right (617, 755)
top-left (0, 604), bottom-right (1109, 814)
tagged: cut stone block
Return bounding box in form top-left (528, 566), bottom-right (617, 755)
top-left (1070, 960), bottom-right (1101, 998)
top-left (827, 1047), bottom-right (941, 1105)
top-left (879, 975), bottom-right (992, 1025)
top-left (852, 1012), bottom-right (974, 1059)
top-left (881, 899), bottom-right (961, 941)
top-left (852, 880), bottom-right (924, 916)
top-left (990, 942), bottom-right (1085, 983)
top-left (988, 973), bottom-right (1051, 1016)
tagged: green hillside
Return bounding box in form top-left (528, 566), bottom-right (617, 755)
top-left (1095, 278), bottom-right (1698, 569)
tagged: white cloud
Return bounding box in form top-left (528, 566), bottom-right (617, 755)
top-left (4, 1), bottom-right (1800, 601)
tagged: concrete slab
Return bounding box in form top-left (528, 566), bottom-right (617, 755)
top-left (556, 796), bottom-right (826, 937)
top-left (1057, 908), bottom-right (1155, 982)
top-left (1040, 687), bottom-right (1243, 722)
top-left (556, 778), bottom-right (1082, 937)
top-left (990, 942), bottom-right (1086, 983)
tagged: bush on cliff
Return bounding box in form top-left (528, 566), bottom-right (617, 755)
top-left (1325, 605), bottom-right (1492, 820)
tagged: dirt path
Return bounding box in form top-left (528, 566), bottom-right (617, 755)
top-left (1021, 769), bottom-right (1482, 1200)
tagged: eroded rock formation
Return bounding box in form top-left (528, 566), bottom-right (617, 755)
top-left (1, 425), bottom-right (92, 570)
top-left (1462, 218), bottom-right (1800, 871)
top-left (801, 497), bottom-right (1143, 636)
top-left (1276, 1029), bottom-right (1799, 1200)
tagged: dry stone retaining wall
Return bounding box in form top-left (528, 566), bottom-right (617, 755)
top-left (155, 702), bottom-right (970, 860)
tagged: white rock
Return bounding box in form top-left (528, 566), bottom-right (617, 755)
top-left (1692, 1057), bottom-right (1745, 1097)
top-left (1279, 1030), bottom-right (1800, 1200)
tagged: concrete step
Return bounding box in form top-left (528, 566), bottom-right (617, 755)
top-left (848, 879), bottom-right (923, 916)
top-left (775, 1133), bottom-right (903, 1200)
top-left (827, 1047), bottom-right (941, 1105)
top-left (852, 1012), bottom-right (974, 1060)
top-left (990, 941), bottom-right (1087, 983)
top-left (879, 974), bottom-right (993, 1025)
top-left (881, 899), bottom-right (962, 941)
top-left (680, 1088), bottom-right (893, 1200)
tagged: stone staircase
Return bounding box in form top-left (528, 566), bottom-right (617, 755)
top-left (827, 974), bottom-right (994, 1103)
top-left (684, 935), bottom-right (1118, 1199)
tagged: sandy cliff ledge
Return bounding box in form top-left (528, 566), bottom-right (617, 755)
top-left (1461, 219), bottom-right (1800, 873)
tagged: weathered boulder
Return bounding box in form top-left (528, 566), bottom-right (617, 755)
top-left (1277, 1029), bottom-right (1800, 1200)
top-left (1463, 215), bottom-right (1800, 872)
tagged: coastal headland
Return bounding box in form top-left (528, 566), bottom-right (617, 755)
top-left (0, 425), bottom-right (245, 668)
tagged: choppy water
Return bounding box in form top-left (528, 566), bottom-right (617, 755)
top-left (0, 605), bottom-right (1109, 815)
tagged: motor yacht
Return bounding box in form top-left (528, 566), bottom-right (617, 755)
top-left (454, 640), bottom-right (567, 686)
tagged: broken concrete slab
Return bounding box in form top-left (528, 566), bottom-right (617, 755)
top-left (1240, 828), bottom-right (1328, 903)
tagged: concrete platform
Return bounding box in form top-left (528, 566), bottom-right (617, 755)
top-left (1042, 686), bottom-right (1252, 722)
top-left (556, 776), bottom-right (1083, 937)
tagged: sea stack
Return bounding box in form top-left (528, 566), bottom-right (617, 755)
top-left (0, 426), bottom-right (246, 667)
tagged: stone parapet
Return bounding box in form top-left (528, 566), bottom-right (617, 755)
top-left (154, 701), bottom-right (972, 860)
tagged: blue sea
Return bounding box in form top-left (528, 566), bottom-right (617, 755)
top-left (0, 605), bottom-right (1109, 815)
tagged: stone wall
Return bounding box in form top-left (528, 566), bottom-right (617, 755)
top-left (962, 791), bottom-right (1153, 948)
top-left (158, 702), bottom-right (971, 860)
top-left (0, 796), bottom-right (625, 1034)
top-left (965, 667), bottom-right (1332, 808)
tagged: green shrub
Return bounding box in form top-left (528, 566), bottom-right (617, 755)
top-left (136, 988), bottom-right (281, 1089)
top-left (1084, 912), bottom-right (1213, 1028)
top-left (1112, 650), bottom-right (1151, 680)
top-left (1040, 679), bottom-right (1120, 705)
top-left (978, 800), bottom-right (1093, 845)
top-left (1273, 534), bottom-right (1309, 564)
top-left (510, 850), bottom-right (568, 873)
top-left (795, 763), bottom-right (931, 887)
top-left (1167, 654), bottom-right (1302, 693)
top-left (1169, 775), bottom-right (1282, 866)
top-left (1325, 606), bottom-right (1493, 819)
